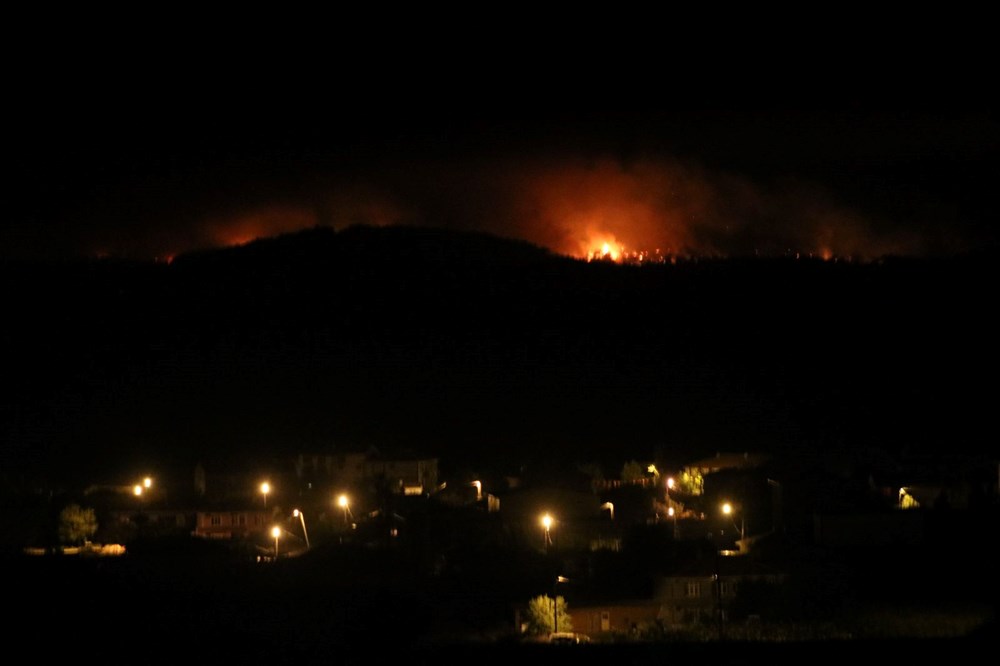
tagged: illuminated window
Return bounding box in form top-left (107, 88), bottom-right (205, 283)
top-left (686, 582), bottom-right (701, 598)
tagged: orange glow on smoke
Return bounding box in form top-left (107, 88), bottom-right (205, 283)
top-left (206, 206), bottom-right (319, 249)
top-left (104, 155), bottom-right (924, 263)
top-left (518, 160), bottom-right (693, 263)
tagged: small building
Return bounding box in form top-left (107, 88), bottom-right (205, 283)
top-left (567, 602), bottom-right (663, 636)
top-left (193, 509), bottom-right (272, 539)
top-left (106, 508), bottom-right (192, 534)
top-left (293, 447), bottom-right (439, 496)
top-left (364, 451), bottom-right (438, 495)
top-left (655, 557), bottom-right (785, 625)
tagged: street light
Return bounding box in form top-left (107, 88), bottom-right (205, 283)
top-left (540, 513), bottom-right (554, 549)
top-left (292, 509), bottom-right (310, 549)
top-left (472, 480), bottom-right (482, 501)
top-left (143, 477), bottom-right (152, 489)
top-left (133, 484), bottom-right (143, 497)
top-left (261, 482), bottom-right (271, 509)
top-left (600, 501), bottom-right (614, 521)
top-left (271, 526), bottom-right (281, 559)
top-left (337, 494), bottom-right (351, 525)
top-left (553, 575), bottom-right (570, 634)
top-left (721, 502), bottom-right (745, 542)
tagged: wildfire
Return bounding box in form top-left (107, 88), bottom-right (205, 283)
top-left (582, 233), bottom-right (668, 265)
top-left (587, 238), bottom-right (623, 262)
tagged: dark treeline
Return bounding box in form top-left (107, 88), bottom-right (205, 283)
top-left (2, 225), bottom-right (995, 485)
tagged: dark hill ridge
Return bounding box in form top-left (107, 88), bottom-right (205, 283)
top-left (2, 225), bottom-right (995, 485)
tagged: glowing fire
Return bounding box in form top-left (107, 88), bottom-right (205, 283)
top-left (587, 237), bottom-right (623, 262)
top-left (581, 232), bottom-right (668, 264)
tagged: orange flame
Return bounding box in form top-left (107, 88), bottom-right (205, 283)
top-left (584, 234), bottom-right (624, 262)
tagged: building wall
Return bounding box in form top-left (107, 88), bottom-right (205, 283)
top-left (655, 573), bottom-right (784, 624)
top-left (193, 510), bottom-right (270, 539)
top-left (568, 604), bottom-right (662, 635)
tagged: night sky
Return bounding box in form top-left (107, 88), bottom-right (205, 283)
top-left (3, 26), bottom-right (998, 485)
top-left (5, 27), bottom-right (998, 263)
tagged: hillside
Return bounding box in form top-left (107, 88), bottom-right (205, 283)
top-left (2, 225), bottom-right (996, 485)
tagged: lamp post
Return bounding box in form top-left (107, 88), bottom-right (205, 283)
top-left (540, 513), bottom-right (553, 550)
top-left (337, 494), bottom-right (350, 525)
top-left (712, 530), bottom-right (724, 640)
top-left (553, 575), bottom-right (569, 634)
top-left (261, 482), bottom-right (271, 509)
top-left (292, 509), bottom-right (310, 549)
top-left (721, 502), bottom-right (745, 543)
top-left (271, 526), bottom-right (281, 559)
top-left (472, 480), bottom-right (482, 502)
top-left (668, 506), bottom-right (678, 538)
top-left (600, 501), bottom-right (614, 521)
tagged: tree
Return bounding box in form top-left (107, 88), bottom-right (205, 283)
top-left (621, 460), bottom-right (645, 484)
top-left (679, 468), bottom-right (704, 495)
top-left (58, 504), bottom-right (97, 546)
top-left (525, 594), bottom-right (572, 635)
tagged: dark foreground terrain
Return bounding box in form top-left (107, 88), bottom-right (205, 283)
top-left (7, 544), bottom-right (996, 665)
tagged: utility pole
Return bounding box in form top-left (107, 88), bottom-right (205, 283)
top-left (714, 531), bottom-right (724, 640)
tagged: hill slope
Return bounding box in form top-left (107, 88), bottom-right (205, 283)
top-left (2, 225), bottom-right (995, 484)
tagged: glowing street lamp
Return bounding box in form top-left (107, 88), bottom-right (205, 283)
top-left (666, 477), bottom-right (675, 490)
top-left (260, 482), bottom-right (271, 509)
top-left (601, 501), bottom-right (614, 521)
top-left (472, 480), bottom-right (482, 501)
top-left (540, 513), bottom-right (554, 549)
top-left (292, 509), bottom-right (310, 549)
top-left (337, 494), bottom-right (351, 525)
top-left (271, 526), bottom-right (281, 559)
top-left (134, 477), bottom-right (154, 498)
top-left (721, 502), bottom-right (745, 542)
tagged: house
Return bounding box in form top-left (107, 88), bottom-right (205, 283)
top-left (106, 508), bottom-right (192, 535)
top-left (567, 602), bottom-right (663, 636)
top-left (364, 450), bottom-right (438, 495)
top-left (655, 556), bottom-right (785, 625)
top-left (192, 509), bottom-right (272, 539)
top-left (293, 447), bottom-right (439, 496)
top-left (293, 450), bottom-right (369, 489)
top-left (685, 452), bottom-right (770, 476)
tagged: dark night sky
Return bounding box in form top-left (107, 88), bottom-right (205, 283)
top-left (5, 24), bottom-right (998, 262)
top-left (2, 17), bottom-right (999, 489)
